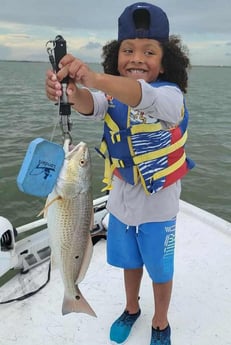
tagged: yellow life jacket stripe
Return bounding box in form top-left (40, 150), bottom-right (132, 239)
top-left (98, 140), bottom-right (107, 156)
top-left (104, 113), bottom-right (121, 143)
top-left (105, 113), bottom-right (120, 132)
top-left (133, 131), bottom-right (188, 165)
top-left (138, 152), bottom-right (187, 194)
top-left (101, 157), bottom-right (114, 192)
top-left (152, 152), bottom-right (186, 180)
top-left (126, 108), bottom-right (139, 184)
top-left (130, 122), bottom-right (163, 134)
top-left (105, 112), bottom-right (163, 144)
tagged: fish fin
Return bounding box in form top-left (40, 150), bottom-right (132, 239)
top-left (62, 288), bottom-right (97, 317)
top-left (76, 233), bottom-right (93, 284)
top-left (37, 195), bottom-right (62, 217)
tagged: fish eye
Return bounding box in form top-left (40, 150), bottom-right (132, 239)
top-left (79, 158), bottom-right (86, 166)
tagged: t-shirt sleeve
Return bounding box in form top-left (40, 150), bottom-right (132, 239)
top-left (78, 90), bottom-right (108, 120)
top-left (134, 79), bottom-right (184, 124)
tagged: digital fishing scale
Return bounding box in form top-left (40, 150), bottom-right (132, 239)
top-left (17, 35), bottom-right (71, 197)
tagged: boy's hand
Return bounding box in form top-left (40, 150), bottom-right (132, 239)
top-left (45, 68), bottom-right (78, 104)
top-left (45, 70), bottom-right (62, 101)
top-left (58, 54), bottom-right (97, 89)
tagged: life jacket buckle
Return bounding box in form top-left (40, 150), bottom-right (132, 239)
top-left (118, 160), bottom-right (125, 168)
top-left (110, 131), bottom-right (121, 144)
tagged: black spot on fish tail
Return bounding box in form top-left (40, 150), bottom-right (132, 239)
top-left (75, 255), bottom-right (79, 259)
top-left (75, 295), bottom-right (80, 300)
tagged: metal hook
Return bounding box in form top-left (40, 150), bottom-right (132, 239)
top-left (46, 41), bottom-right (57, 72)
top-left (45, 40), bottom-right (56, 50)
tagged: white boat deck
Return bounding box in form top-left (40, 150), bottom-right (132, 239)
top-left (0, 200), bottom-right (231, 345)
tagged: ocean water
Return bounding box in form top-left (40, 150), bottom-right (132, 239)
top-left (0, 61), bottom-right (230, 227)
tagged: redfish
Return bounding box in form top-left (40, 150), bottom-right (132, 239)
top-left (45, 141), bottom-right (96, 317)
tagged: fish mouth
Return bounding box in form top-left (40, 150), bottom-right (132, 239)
top-left (66, 141), bottom-right (87, 156)
top-left (65, 142), bottom-right (89, 166)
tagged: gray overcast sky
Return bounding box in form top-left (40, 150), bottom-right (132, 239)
top-left (0, 0), bottom-right (231, 65)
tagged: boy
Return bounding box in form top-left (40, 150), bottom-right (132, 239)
top-left (46, 3), bottom-right (194, 344)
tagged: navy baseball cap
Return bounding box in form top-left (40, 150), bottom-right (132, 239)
top-left (118, 2), bottom-right (169, 42)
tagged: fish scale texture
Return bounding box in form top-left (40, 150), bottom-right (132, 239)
top-left (46, 142), bottom-right (95, 316)
top-left (47, 187), bottom-right (92, 297)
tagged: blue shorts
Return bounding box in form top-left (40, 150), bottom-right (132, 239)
top-left (107, 214), bottom-right (176, 283)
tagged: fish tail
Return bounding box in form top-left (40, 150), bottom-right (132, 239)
top-left (62, 288), bottom-right (97, 317)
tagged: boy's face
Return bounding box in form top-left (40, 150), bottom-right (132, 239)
top-left (118, 38), bottom-right (164, 83)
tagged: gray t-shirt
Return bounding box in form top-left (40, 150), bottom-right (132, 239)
top-left (85, 80), bottom-right (184, 225)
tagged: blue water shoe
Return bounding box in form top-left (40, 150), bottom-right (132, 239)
top-left (110, 309), bottom-right (141, 344)
top-left (150, 324), bottom-right (171, 345)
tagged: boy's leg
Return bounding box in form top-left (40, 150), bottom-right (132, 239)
top-left (124, 267), bottom-right (143, 313)
top-left (123, 269), bottom-right (172, 330)
top-left (109, 269), bottom-right (143, 344)
top-left (107, 215), bottom-right (143, 343)
top-left (152, 280), bottom-right (172, 329)
top-left (137, 218), bottom-right (176, 344)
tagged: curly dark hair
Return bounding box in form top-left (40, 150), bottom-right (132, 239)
top-left (101, 35), bottom-right (190, 93)
top-left (101, 40), bottom-right (120, 76)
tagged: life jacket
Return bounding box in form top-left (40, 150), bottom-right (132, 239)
top-left (97, 81), bottom-right (195, 195)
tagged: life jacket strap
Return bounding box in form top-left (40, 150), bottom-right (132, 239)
top-left (101, 157), bottom-right (114, 192)
top-left (96, 139), bottom-right (115, 192)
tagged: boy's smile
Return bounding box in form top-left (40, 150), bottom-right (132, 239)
top-left (118, 38), bottom-right (164, 82)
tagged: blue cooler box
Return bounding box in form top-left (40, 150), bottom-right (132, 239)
top-left (17, 138), bottom-right (65, 197)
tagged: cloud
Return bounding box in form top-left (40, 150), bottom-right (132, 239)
top-left (1, 0), bottom-right (231, 35)
top-left (81, 42), bottom-right (102, 50)
top-left (71, 41), bottom-right (103, 62)
top-left (0, 0), bottom-right (231, 65)
top-left (0, 0), bottom-right (119, 33)
top-left (9, 34), bottom-right (31, 39)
